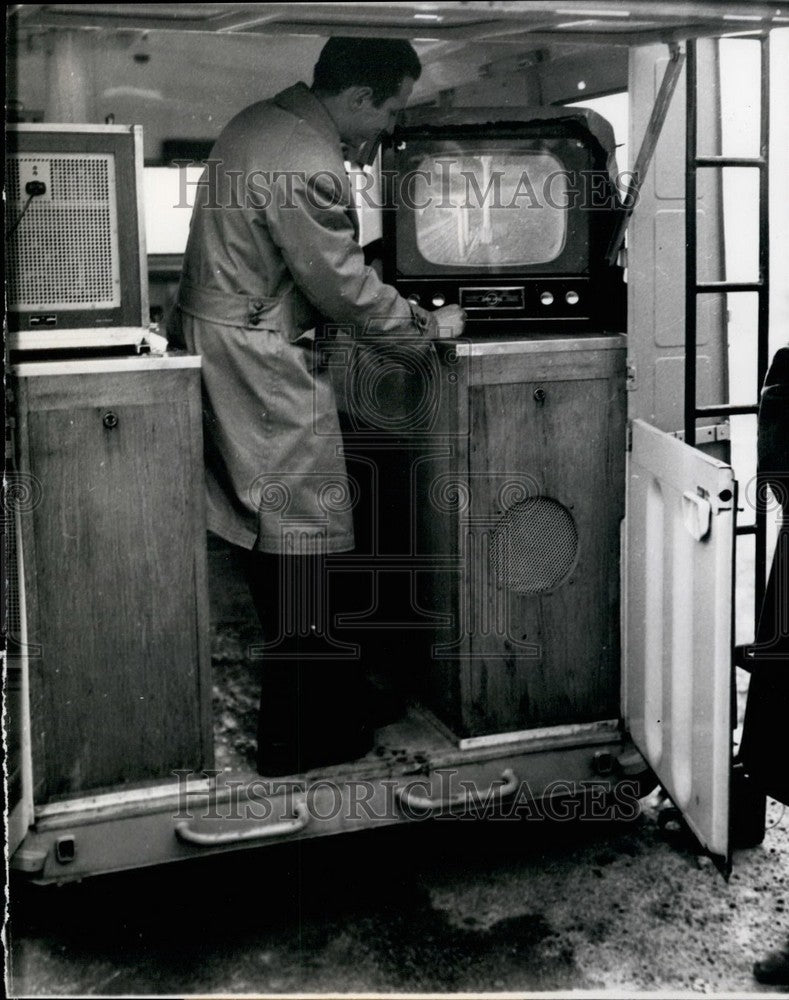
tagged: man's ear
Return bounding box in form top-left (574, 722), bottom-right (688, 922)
top-left (347, 85), bottom-right (374, 109)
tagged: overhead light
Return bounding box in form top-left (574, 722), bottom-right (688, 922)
top-left (723, 13), bottom-right (764, 19)
top-left (556, 7), bottom-right (631, 15)
top-left (103, 85), bottom-right (163, 102)
top-left (556, 20), bottom-right (601, 28)
top-left (414, 12), bottom-right (443, 20)
top-left (577, 80), bottom-right (587, 91)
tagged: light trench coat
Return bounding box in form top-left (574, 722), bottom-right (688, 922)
top-left (170, 83), bottom-right (432, 554)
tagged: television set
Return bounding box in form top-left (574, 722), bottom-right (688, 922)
top-left (381, 108), bottom-right (626, 333)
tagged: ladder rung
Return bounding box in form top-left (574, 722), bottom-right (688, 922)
top-left (736, 524), bottom-right (758, 537)
top-left (695, 156), bottom-right (765, 168)
top-left (695, 403), bottom-right (758, 417)
top-left (696, 281), bottom-right (763, 293)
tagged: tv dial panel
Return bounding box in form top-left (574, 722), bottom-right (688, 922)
top-left (403, 277), bottom-right (591, 324)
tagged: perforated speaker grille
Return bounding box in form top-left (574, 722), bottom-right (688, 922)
top-left (491, 497), bottom-right (578, 594)
top-left (6, 153), bottom-right (121, 310)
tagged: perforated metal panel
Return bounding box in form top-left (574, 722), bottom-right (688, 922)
top-left (491, 497), bottom-right (578, 594)
top-left (6, 153), bottom-right (121, 310)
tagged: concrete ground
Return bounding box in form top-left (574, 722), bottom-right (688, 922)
top-left (6, 538), bottom-right (789, 997)
top-left (6, 795), bottom-right (789, 995)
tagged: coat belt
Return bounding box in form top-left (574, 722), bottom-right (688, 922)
top-left (177, 281), bottom-right (296, 334)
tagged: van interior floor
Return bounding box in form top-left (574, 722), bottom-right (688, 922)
top-left (208, 535), bottom-right (456, 778)
top-left (208, 535), bottom-right (457, 774)
top-left (211, 636), bottom-right (455, 778)
top-left (214, 681), bottom-right (456, 778)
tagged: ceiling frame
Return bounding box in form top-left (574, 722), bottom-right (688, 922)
top-left (8, 2), bottom-right (788, 47)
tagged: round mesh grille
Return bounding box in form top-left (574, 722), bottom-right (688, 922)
top-left (491, 497), bottom-right (578, 594)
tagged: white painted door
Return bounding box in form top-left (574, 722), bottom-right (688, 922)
top-left (624, 419), bottom-right (736, 871)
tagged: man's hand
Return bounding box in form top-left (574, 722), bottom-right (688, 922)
top-left (432, 304), bottom-right (466, 340)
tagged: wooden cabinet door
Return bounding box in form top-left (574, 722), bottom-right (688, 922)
top-left (421, 340), bottom-right (626, 740)
top-left (15, 364), bottom-right (211, 801)
top-left (464, 364), bottom-right (624, 734)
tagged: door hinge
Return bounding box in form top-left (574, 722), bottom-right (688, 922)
top-left (625, 362), bottom-right (637, 391)
top-left (670, 421), bottom-right (730, 445)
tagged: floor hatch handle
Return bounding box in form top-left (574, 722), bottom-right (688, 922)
top-left (395, 768), bottom-right (519, 810)
top-left (174, 802), bottom-right (309, 845)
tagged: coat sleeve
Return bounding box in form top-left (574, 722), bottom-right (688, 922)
top-left (261, 160), bottom-right (436, 340)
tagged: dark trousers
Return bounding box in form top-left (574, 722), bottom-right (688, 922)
top-left (241, 549), bottom-right (372, 775)
top-left (739, 346), bottom-right (789, 805)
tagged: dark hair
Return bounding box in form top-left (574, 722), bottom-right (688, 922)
top-left (312, 37), bottom-right (422, 106)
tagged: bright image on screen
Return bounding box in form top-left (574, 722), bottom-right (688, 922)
top-left (414, 150), bottom-right (566, 267)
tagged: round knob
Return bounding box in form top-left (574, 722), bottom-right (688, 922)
top-left (431, 293), bottom-right (446, 308)
top-left (540, 291), bottom-right (554, 306)
top-left (102, 411), bottom-right (119, 429)
top-left (407, 294), bottom-right (421, 306)
top-left (533, 387), bottom-right (546, 403)
top-left (565, 290), bottom-right (580, 305)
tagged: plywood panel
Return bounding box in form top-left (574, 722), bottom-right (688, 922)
top-left (464, 374), bottom-right (624, 734)
top-left (16, 367), bottom-right (211, 800)
top-left (420, 341), bottom-right (625, 739)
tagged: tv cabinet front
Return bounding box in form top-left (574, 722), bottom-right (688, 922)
top-left (13, 355), bottom-right (212, 803)
top-left (418, 335), bottom-right (627, 740)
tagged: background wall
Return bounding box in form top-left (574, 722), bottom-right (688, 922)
top-left (7, 29), bottom-right (626, 160)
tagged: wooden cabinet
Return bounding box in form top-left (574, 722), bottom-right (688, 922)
top-left (13, 356), bottom-right (212, 803)
top-left (417, 336), bottom-right (627, 740)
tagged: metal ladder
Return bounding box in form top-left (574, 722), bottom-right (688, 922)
top-left (684, 34), bottom-right (771, 640)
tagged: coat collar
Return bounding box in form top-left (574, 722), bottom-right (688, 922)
top-left (273, 82), bottom-right (344, 152)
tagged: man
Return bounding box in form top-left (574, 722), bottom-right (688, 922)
top-left (170, 37), bottom-right (465, 775)
top-left (739, 344), bottom-right (789, 986)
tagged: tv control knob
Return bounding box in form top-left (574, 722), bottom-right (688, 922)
top-left (540, 291), bottom-right (554, 306)
top-left (565, 290), bottom-right (580, 305)
top-left (431, 293), bottom-right (446, 307)
top-left (407, 294), bottom-right (421, 306)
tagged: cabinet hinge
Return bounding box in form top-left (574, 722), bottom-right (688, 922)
top-left (625, 362), bottom-right (637, 391)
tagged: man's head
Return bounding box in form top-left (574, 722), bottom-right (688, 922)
top-left (312, 37), bottom-right (422, 150)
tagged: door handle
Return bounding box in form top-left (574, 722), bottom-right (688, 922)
top-left (395, 768), bottom-right (518, 811)
top-left (681, 490), bottom-right (712, 541)
top-left (174, 802), bottom-right (309, 845)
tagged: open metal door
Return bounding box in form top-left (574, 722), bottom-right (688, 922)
top-left (624, 419), bottom-right (736, 873)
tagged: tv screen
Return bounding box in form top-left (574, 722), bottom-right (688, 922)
top-left (411, 149), bottom-right (567, 269)
top-left (392, 134), bottom-right (591, 278)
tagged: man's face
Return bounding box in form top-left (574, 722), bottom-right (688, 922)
top-left (341, 76), bottom-right (415, 149)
